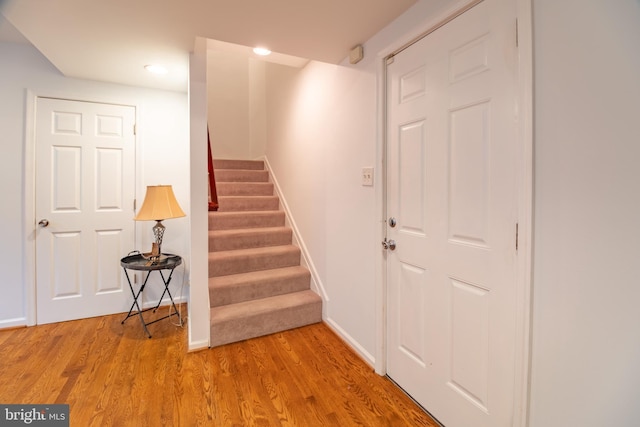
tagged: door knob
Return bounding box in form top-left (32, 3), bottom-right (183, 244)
top-left (38, 219), bottom-right (50, 227)
top-left (382, 238), bottom-right (396, 251)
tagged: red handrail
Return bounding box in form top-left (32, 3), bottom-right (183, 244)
top-left (207, 128), bottom-right (218, 211)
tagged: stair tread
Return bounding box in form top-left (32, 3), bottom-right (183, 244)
top-left (217, 182), bottom-right (272, 186)
top-left (216, 182), bottom-right (274, 196)
top-left (209, 244), bottom-right (299, 259)
top-left (211, 290), bottom-right (321, 323)
top-left (209, 265), bottom-right (309, 288)
top-left (215, 168), bottom-right (269, 172)
top-left (209, 226), bottom-right (293, 252)
top-left (215, 168), bottom-right (265, 172)
top-left (210, 226), bottom-right (291, 237)
top-left (209, 245), bottom-right (301, 277)
top-left (209, 266), bottom-right (310, 307)
top-left (217, 182), bottom-right (273, 187)
top-left (209, 209), bottom-right (284, 218)
top-left (218, 195), bottom-right (277, 199)
top-left (209, 210), bottom-right (282, 216)
top-left (209, 210), bottom-right (285, 230)
top-left (216, 178), bottom-right (269, 186)
top-left (216, 195), bottom-right (280, 212)
top-left (213, 159), bottom-right (264, 170)
top-left (209, 210), bottom-right (284, 220)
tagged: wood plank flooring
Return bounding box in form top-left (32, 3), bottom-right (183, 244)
top-left (0, 307), bottom-right (437, 426)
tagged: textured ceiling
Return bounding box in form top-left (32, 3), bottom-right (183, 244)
top-left (0, 0), bottom-right (417, 92)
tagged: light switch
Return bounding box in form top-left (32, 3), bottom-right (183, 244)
top-left (362, 167), bottom-right (374, 186)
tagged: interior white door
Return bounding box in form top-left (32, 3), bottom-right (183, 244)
top-left (35, 97), bottom-right (136, 324)
top-left (386, 1), bottom-right (518, 426)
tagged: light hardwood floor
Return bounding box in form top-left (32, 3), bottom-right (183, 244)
top-left (0, 307), bottom-right (438, 426)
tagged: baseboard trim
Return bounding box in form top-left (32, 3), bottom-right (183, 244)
top-left (325, 318), bottom-right (376, 368)
top-left (0, 317), bottom-right (28, 330)
top-left (139, 295), bottom-right (187, 311)
top-left (260, 156), bottom-right (330, 314)
top-left (188, 313), bottom-right (210, 352)
top-left (188, 339), bottom-right (210, 352)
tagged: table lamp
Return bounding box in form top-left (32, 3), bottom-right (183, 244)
top-left (134, 185), bottom-right (185, 260)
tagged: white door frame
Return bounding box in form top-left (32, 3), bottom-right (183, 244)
top-left (373, 0), bottom-right (533, 425)
top-left (24, 90), bottom-right (141, 326)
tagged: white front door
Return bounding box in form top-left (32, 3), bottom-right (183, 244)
top-left (386, 1), bottom-right (518, 426)
top-left (35, 97), bottom-right (136, 324)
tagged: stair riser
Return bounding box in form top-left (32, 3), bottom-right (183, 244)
top-left (210, 271), bottom-right (311, 306)
top-left (213, 159), bottom-right (264, 170)
top-left (209, 229), bottom-right (292, 252)
top-left (216, 170), bottom-right (269, 183)
top-left (209, 212), bottom-right (285, 230)
top-left (216, 182), bottom-right (274, 197)
top-left (210, 300), bottom-right (322, 347)
top-left (217, 197), bottom-right (279, 212)
top-left (209, 250), bottom-right (300, 277)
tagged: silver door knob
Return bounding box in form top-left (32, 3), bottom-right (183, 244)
top-left (38, 219), bottom-right (50, 227)
top-left (382, 238), bottom-right (396, 251)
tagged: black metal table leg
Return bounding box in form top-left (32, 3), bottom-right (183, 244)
top-left (120, 253), bottom-right (183, 338)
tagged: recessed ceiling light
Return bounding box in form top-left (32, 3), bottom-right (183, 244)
top-left (253, 47), bottom-right (271, 56)
top-left (145, 64), bottom-right (168, 74)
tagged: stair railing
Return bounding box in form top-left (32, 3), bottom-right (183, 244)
top-left (208, 128), bottom-right (219, 211)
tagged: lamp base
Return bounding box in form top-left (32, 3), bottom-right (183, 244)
top-left (152, 220), bottom-right (166, 255)
top-left (140, 220), bottom-right (167, 263)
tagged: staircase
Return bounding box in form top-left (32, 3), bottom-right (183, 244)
top-left (208, 159), bottom-right (322, 347)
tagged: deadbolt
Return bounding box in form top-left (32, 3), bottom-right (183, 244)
top-left (388, 217), bottom-right (397, 228)
top-left (38, 219), bottom-right (50, 227)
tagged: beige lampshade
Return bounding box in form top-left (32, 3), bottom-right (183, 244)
top-left (134, 185), bottom-right (186, 221)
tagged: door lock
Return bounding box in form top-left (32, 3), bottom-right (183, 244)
top-left (381, 238), bottom-right (396, 251)
top-left (388, 217), bottom-right (397, 228)
top-left (38, 219), bottom-right (50, 228)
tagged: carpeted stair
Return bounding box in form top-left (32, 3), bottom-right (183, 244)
top-left (208, 159), bottom-right (322, 347)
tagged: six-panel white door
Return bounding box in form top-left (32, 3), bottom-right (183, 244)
top-left (386, 1), bottom-right (518, 426)
top-left (35, 97), bottom-right (136, 324)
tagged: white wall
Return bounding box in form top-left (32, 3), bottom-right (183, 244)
top-left (188, 37), bottom-right (211, 350)
top-left (530, 1), bottom-right (640, 426)
top-left (0, 41), bottom-right (190, 327)
top-left (207, 51), bottom-right (267, 160)
top-left (264, 0), bottom-right (453, 363)
top-left (207, 50), bottom-right (251, 159)
top-left (265, 60), bottom-right (378, 359)
top-left (248, 59), bottom-right (268, 159)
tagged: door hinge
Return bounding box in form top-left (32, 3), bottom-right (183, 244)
top-left (515, 19), bottom-right (519, 48)
top-left (515, 223), bottom-right (519, 251)
top-left (133, 123), bottom-right (137, 135)
top-left (133, 198), bottom-right (137, 212)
